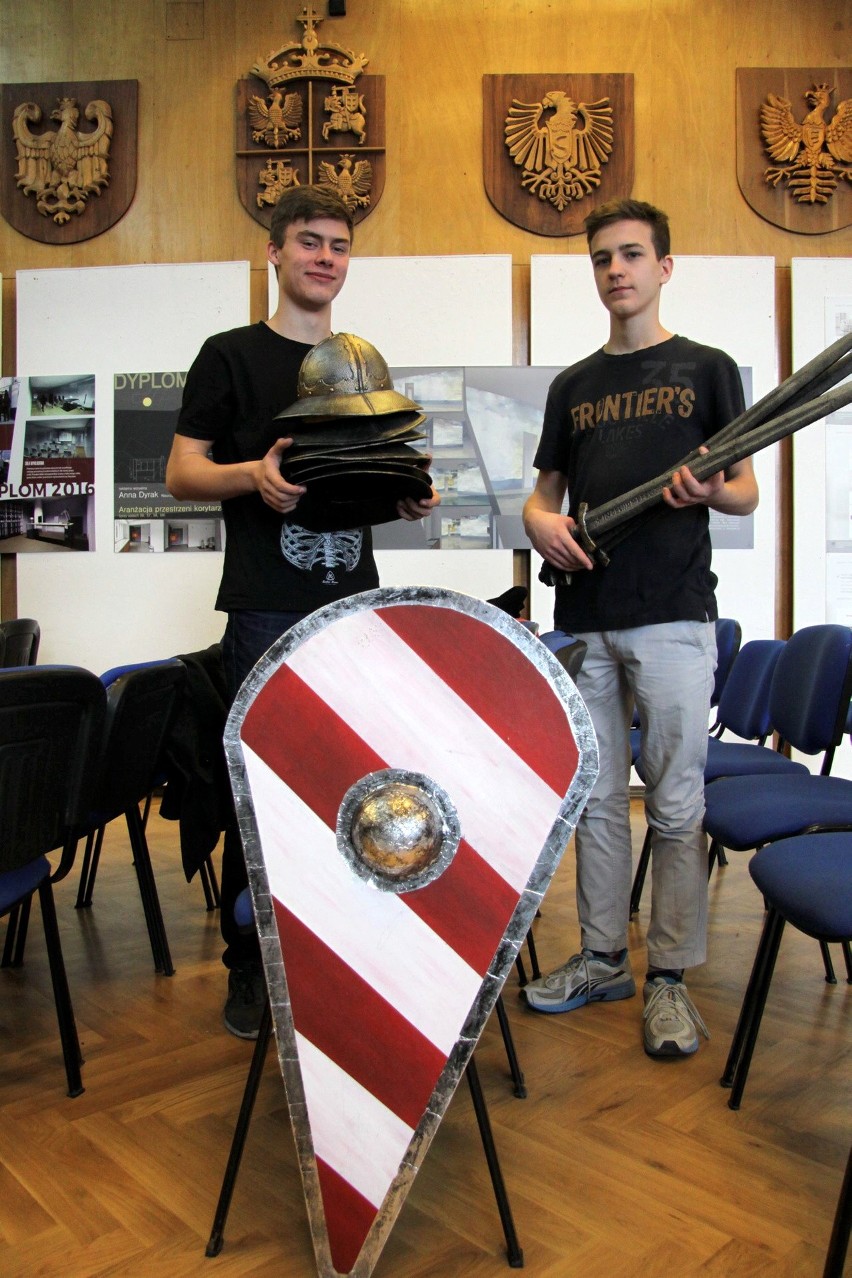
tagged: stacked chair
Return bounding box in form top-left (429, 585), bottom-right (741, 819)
top-left (721, 832), bottom-right (852, 1275)
top-left (74, 659), bottom-right (187, 975)
top-left (702, 625), bottom-right (852, 979)
top-left (0, 666), bottom-right (105, 1095)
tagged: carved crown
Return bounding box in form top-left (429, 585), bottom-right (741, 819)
top-left (250, 3), bottom-right (369, 87)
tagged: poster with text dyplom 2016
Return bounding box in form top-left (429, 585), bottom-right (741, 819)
top-left (113, 371), bottom-right (224, 554)
top-left (0, 374), bottom-right (96, 552)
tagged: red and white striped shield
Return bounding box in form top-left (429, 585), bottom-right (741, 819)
top-left (225, 587), bottom-right (596, 1278)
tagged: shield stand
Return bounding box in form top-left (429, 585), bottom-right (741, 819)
top-left (205, 997), bottom-right (525, 1268)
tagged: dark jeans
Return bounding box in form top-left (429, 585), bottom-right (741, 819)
top-left (220, 609), bottom-right (307, 968)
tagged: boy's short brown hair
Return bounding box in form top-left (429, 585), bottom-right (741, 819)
top-left (269, 186), bottom-right (354, 248)
top-left (584, 199), bottom-right (670, 259)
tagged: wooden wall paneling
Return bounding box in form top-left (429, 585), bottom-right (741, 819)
top-left (0, 0), bottom-right (848, 294)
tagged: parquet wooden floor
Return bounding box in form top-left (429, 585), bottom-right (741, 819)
top-left (0, 801), bottom-right (848, 1277)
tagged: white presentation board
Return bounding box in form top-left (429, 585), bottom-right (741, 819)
top-left (14, 256), bottom-right (514, 672)
top-left (791, 259), bottom-right (852, 780)
top-left (15, 262), bottom-right (250, 671)
top-left (529, 255), bottom-right (778, 642)
top-left (791, 258), bottom-right (852, 632)
top-left (269, 254), bottom-right (514, 366)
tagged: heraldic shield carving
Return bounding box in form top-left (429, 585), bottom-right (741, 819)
top-left (237, 3), bottom-right (385, 230)
top-left (737, 68), bottom-right (852, 235)
top-left (221, 587), bottom-right (597, 1277)
top-left (0, 80), bottom-right (137, 244)
top-left (483, 74), bottom-right (634, 236)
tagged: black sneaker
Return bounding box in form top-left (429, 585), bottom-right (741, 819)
top-left (223, 962), bottom-right (266, 1039)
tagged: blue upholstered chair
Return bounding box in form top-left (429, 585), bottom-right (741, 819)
top-left (702, 625), bottom-right (852, 847)
top-left (0, 667), bottom-right (105, 1095)
top-left (702, 625), bottom-right (852, 982)
top-left (722, 832), bottom-right (852, 1110)
top-left (539, 630), bottom-right (588, 680)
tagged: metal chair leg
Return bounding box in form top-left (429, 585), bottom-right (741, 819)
top-left (38, 879), bottom-right (84, 1097)
top-left (494, 995), bottom-right (526, 1099)
top-left (199, 857), bottom-right (221, 912)
top-left (206, 1000), bottom-right (273, 1257)
top-left (629, 827), bottom-right (652, 915)
top-left (126, 804), bottom-right (174, 975)
top-left (824, 1143), bottom-right (852, 1278)
top-left (2, 897), bottom-right (31, 968)
top-left (820, 941), bottom-right (838, 985)
top-left (723, 908), bottom-right (786, 1109)
top-left (465, 1056), bottom-right (524, 1268)
top-left (75, 826), bottom-right (105, 909)
top-left (523, 926), bottom-right (541, 982)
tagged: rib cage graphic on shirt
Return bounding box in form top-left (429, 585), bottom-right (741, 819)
top-left (280, 522), bottom-right (364, 575)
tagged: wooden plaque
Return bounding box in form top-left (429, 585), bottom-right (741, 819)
top-left (236, 75), bottom-right (385, 231)
top-left (483, 73), bottom-right (634, 237)
top-left (736, 68), bottom-right (852, 235)
top-left (0, 80), bottom-right (137, 244)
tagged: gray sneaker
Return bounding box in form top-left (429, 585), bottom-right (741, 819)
top-left (522, 948), bottom-right (635, 1014)
top-left (642, 977), bottom-right (709, 1057)
top-left (223, 962), bottom-right (266, 1039)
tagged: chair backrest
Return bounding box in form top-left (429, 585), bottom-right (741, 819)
top-left (769, 624), bottom-right (852, 771)
top-left (553, 638), bottom-right (588, 679)
top-left (91, 659), bottom-right (187, 821)
top-left (716, 639), bottom-right (786, 743)
top-left (539, 630), bottom-right (588, 679)
top-left (0, 667), bottom-right (105, 873)
top-left (712, 617), bottom-right (742, 708)
top-left (0, 618), bottom-right (40, 667)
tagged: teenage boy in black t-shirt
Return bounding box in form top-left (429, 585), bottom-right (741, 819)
top-left (522, 199), bottom-right (758, 1057)
top-left (167, 186), bottom-right (438, 1038)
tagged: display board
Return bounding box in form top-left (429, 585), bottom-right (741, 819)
top-left (791, 258), bottom-right (852, 632)
top-left (15, 256), bottom-right (514, 671)
top-left (15, 262), bottom-right (250, 670)
top-left (530, 255), bottom-right (777, 643)
top-left (791, 259), bottom-right (852, 781)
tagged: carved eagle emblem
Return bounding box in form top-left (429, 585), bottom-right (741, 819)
top-left (247, 90), bottom-right (303, 147)
top-left (504, 91), bottom-right (613, 211)
top-left (316, 154), bottom-right (372, 210)
top-left (13, 96), bottom-right (113, 224)
top-left (760, 83), bottom-right (852, 204)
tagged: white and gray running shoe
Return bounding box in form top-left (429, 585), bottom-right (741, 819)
top-left (522, 948), bottom-right (636, 1014)
top-left (642, 977), bottom-right (710, 1057)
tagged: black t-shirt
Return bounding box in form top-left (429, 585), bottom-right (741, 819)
top-left (534, 335), bottom-right (745, 632)
top-left (175, 321), bottom-right (379, 612)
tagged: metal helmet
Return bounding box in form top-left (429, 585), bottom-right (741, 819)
top-left (275, 332), bottom-right (422, 420)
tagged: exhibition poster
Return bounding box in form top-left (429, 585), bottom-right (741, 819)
top-left (0, 374), bottom-right (96, 552)
top-left (113, 370), bottom-right (223, 554)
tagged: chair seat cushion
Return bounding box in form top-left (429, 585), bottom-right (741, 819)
top-left (749, 834), bottom-right (852, 939)
top-left (0, 856), bottom-right (50, 914)
top-left (634, 739), bottom-right (809, 784)
top-left (704, 739), bottom-right (810, 782)
top-left (703, 773), bottom-right (852, 849)
top-left (234, 887), bottom-right (253, 930)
